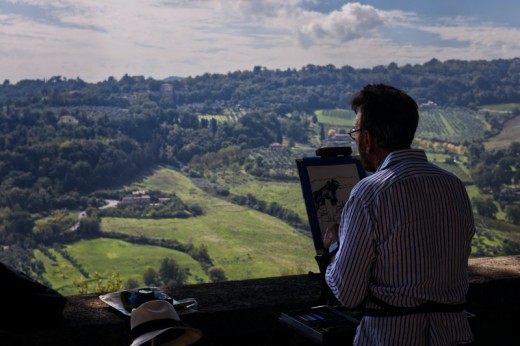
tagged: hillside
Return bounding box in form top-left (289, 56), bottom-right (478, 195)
top-left (1, 59), bottom-right (519, 294)
top-left (6, 108), bottom-right (520, 295)
top-left (35, 168), bottom-right (317, 295)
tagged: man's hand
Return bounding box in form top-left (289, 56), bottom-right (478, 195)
top-left (323, 223), bottom-right (339, 249)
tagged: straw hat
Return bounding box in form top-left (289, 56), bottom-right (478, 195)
top-left (130, 300), bottom-right (202, 346)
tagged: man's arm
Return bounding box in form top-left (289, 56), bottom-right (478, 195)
top-left (323, 224), bottom-right (339, 260)
top-left (325, 196), bottom-right (375, 308)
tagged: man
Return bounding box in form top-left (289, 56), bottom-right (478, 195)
top-left (324, 84), bottom-right (475, 345)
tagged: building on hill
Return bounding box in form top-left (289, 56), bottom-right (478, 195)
top-left (120, 195), bottom-right (151, 205)
top-left (58, 115), bottom-right (79, 125)
top-left (160, 83), bottom-right (173, 94)
top-left (420, 100), bottom-right (438, 109)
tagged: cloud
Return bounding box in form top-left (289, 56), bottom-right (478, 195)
top-left (216, 0), bottom-right (301, 18)
top-left (297, 3), bottom-right (386, 46)
top-left (1, 0), bottom-right (520, 83)
top-left (213, 1), bottom-right (414, 49)
top-left (420, 22), bottom-right (520, 53)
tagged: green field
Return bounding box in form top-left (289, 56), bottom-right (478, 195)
top-left (478, 103), bottom-right (520, 112)
top-left (42, 168), bottom-right (317, 295)
top-left (198, 108), bottom-right (244, 123)
top-left (34, 248), bottom-right (83, 292)
top-left (315, 109), bottom-right (354, 126)
top-left (128, 169), bottom-right (317, 276)
top-left (37, 238), bottom-right (209, 295)
top-left (485, 115), bottom-right (520, 150)
top-left (38, 105), bottom-right (519, 296)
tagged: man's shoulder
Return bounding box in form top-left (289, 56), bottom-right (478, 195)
top-left (351, 171), bottom-right (389, 198)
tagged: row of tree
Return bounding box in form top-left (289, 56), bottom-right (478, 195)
top-left (1, 57), bottom-right (519, 278)
top-left (4, 58), bottom-right (520, 110)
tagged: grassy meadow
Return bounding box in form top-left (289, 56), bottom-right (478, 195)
top-left (35, 248), bottom-right (83, 293)
top-left (39, 104), bottom-right (519, 296)
top-left (232, 182), bottom-right (307, 220)
top-left (315, 109), bottom-right (355, 127)
top-left (485, 115), bottom-right (520, 150)
top-left (45, 167), bottom-right (318, 295)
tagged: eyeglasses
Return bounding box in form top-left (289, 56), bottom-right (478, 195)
top-left (348, 128), bottom-right (362, 141)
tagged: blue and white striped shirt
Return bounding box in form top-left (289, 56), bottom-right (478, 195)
top-left (325, 149), bottom-right (475, 345)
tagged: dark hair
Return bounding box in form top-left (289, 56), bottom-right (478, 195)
top-left (351, 84), bottom-right (419, 150)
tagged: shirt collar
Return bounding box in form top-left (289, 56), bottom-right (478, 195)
top-left (376, 149), bottom-right (427, 172)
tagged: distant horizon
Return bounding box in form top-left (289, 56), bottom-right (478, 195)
top-left (2, 0), bottom-right (520, 84)
top-left (6, 56), bottom-right (520, 85)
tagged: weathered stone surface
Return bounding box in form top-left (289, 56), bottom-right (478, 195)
top-left (5, 256), bottom-right (520, 346)
top-left (468, 255), bottom-right (520, 282)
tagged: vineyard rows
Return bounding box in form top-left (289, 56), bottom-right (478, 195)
top-left (199, 108), bottom-right (244, 123)
top-left (246, 146), bottom-right (313, 178)
top-left (417, 107), bottom-right (487, 143)
top-left (245, 106), bottom-right (512, 175)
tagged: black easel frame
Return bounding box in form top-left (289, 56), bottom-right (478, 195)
top-left (296, 147), bottom-right (366, 255)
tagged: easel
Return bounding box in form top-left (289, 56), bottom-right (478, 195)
top-left (295, 147), bottom-right (366, 305)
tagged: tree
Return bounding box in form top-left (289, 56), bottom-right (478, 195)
top-left (505, 205), bottom-right (520, 225)
top-left (126, 278), bottom-right (140, 289)
top-left (472, 197), bottom-right (498, 219)
top-left (189, 244), bottom-right (212, 268)
top-left (179, 112), bottom-right (199, 129)
top-left (208, 266), bottom-right (227, 283)
top-left (159, 257), bottom-right (188, 287)
top-left (473, 165), bottom-right (502, 190)
top-left (210, 118), bottom-right (218, 134)
top-left (77, 217), bottom-right (101, 237)
top-left (143, 268), bottom-right (160, 286)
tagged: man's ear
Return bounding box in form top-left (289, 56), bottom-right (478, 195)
top-left (363, 130), bottom-right (372, 154)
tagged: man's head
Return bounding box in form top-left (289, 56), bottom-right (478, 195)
top-left (350, 84), bottom-right (419, 171)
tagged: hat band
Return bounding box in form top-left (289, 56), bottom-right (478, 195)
top-left (131, 318), bottom-right (185, 340)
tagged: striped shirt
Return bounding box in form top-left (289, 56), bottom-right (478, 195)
top-left (325, 149), bottom-right (475, 346)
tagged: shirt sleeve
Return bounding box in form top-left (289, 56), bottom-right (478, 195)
top-left (325, 194), bottom-right (375, 308)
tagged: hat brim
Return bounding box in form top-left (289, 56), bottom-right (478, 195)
top-left (130, 326), bottom-right (202, 346)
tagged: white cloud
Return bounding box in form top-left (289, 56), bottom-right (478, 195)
top-left (216, 0), bottom-right (301, 18)
top-left (1, 0), bottom-right (520, 83)
top-left (421, 22), bottom-right (520, 53)
top-left (297, 3), bottom-right (386, 46)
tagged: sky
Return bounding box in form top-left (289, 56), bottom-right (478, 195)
top-left (1, 0), bottom-right (520, 83)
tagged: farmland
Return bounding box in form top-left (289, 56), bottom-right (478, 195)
top-left (34, 104), bottom-right (520, 295)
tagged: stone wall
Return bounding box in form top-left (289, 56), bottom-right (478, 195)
top-left (4, 256), bottom-right (520, 346)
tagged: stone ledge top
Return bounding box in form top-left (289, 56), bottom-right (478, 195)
top-left (7, 255), bottom-right (520, 346)
top-left (58, 255), bottom-right (520, 323)
top-left (468, 255), bottom-right (520, 282)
